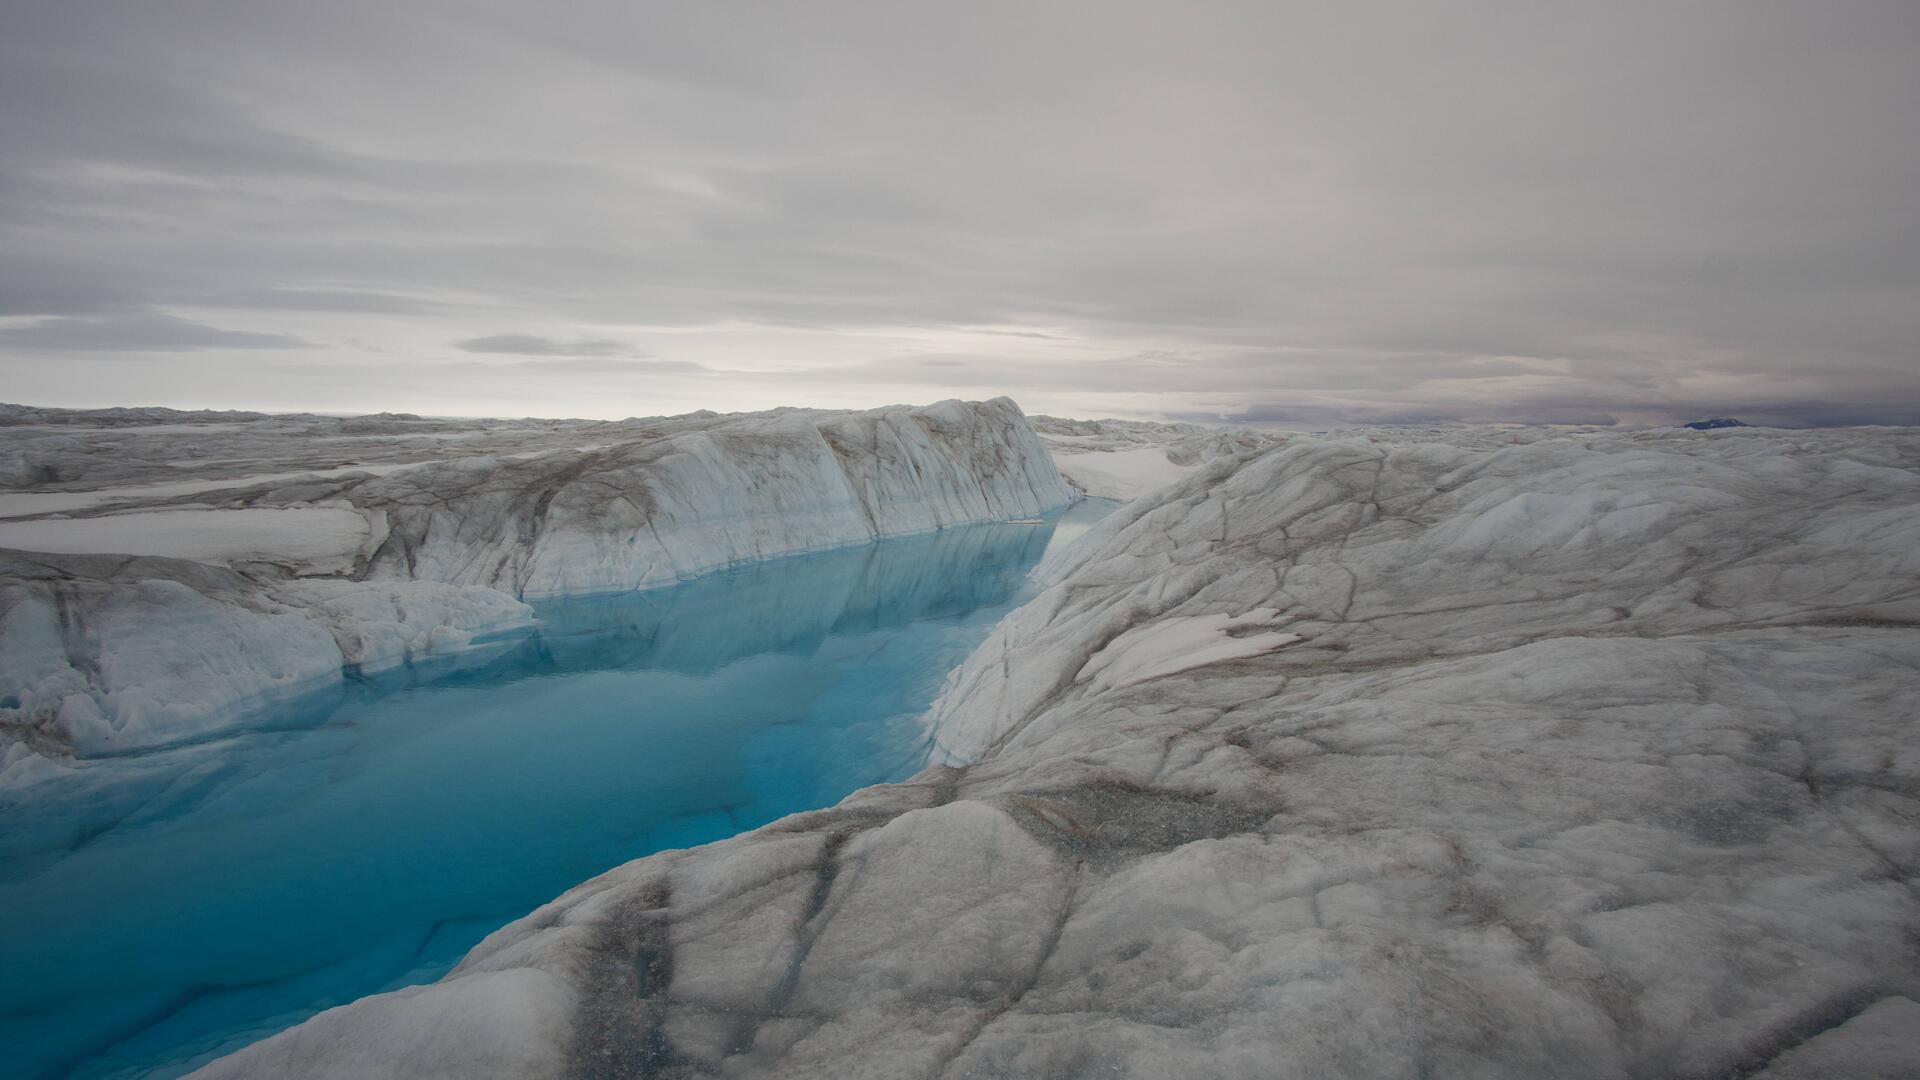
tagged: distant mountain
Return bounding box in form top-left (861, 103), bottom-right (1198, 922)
top-left (1683, 417), bottom-right (1748, 430)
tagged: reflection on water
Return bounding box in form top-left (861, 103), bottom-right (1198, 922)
top-left (0, 501), bottom-right (1114, 1079)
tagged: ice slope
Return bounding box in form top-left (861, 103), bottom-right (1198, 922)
top-left (0, 398), bottom-right (1072, 760)
top-left (927, 425), bottom-right (1920, 762)
top-left (193, 425), bottom-right (1920, 1079)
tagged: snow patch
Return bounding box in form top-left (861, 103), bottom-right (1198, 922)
top-left (1051, 446), bottom-right (1199, 501)
top-left (1077, 607), bottom-right (1301, 690)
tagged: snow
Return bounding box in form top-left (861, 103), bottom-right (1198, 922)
top-left (1047, 445), bottom-right (1199, 501)
top-left (1030, 414), bottom-right (1279, 501)
top-left (187, 423), bottom-right (1920, 1079)
top-left (0, 507), bottom-right (372, 572)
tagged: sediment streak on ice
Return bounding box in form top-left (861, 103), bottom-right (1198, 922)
top-left (192, 424), bottom-right (1920, 1079)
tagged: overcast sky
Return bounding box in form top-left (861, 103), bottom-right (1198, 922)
top-left (2, 1), bottom-right (1916, 426)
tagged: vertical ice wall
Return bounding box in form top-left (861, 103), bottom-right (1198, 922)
top-left (333, 397), bottom-right (1074, 598)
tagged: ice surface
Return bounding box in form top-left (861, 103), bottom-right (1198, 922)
top-left (1749, 996), bottom-right (1920, 1080)
top-left (184, 969), bottom-right (579, 1080)
top-left (0, 462), bottom-right (420, 520)
top-left (1030, 414), bottom-right (1278, 501)
top-left (194, 424), bottom-right (1920, 1079)
top-left (1043, 445), bottom-right (1201, 502)
top-left (0, 508), bottom-right (372, 570)
top-left (0, 403), bottom-right (608, 491)
top-left (0, 398), bottom-right (1071, 760)
top-left (1075, 607), bottom-right (1300, 690)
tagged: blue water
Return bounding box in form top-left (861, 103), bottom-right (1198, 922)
top-left (0, 501), bottom-right (1112, 1079)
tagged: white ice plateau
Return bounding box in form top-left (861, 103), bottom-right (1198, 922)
top-left (1028, 414), bottom-right (1278, 501)
top-left (4, 405), bottom-right (1917, 1079)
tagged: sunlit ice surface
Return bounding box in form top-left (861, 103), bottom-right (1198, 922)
top-left (0, 499), bottom-right (1116, 1079)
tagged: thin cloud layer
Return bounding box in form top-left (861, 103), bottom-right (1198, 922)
top-left (455, 334), bottom-right (643, 358)
top-left (1, 1), bottom-right (1915, 424)
top-left (0, 311), bottom-right (314, 352)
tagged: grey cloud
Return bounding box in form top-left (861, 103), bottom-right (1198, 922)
top-left (960, 329), bottom-right (1066, 341)
top-left (0, 254), bottom-right (148, 317)
top-left (265, 356), bottom-right (709, 381)
top-left (204, 289), bottom-right (445, 315)
top-left (0, 1), bottom-right (1914, 423)
top-left (773, 349), bottom-right (1580, 397)
top-left (0, 311), bottom-right (315, 351)
top-left (464, 355), bottom-right (714, 376)
top-left (454, 335), bottom-right (645, 358)
top-left (486, 357), bottom-right (709, 376)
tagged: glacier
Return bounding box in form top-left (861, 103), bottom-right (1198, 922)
top-left (0, 398), bottom-right (1072, 764)
top-left (186, 423), bottom-right (1920, 1079)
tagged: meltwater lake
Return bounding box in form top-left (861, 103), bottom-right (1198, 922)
top-left (0, 500), bottom-right (1113, 1079)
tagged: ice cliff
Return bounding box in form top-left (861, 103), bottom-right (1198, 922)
top-left (331, 397), bottom-right (1071, 599)
top-left (0, 398), bottom-right (1071, 762)
top-left (194, 424), bottom-right (1920, 1079)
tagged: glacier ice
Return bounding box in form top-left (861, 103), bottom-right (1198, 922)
top-left (190, 423), bottom-right (1920, 1079)
top-left (0, 398), bottom-right (1071, 761)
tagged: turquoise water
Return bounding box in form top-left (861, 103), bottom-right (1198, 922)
top-left (0, 502), bottom-right (1111, 1079)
